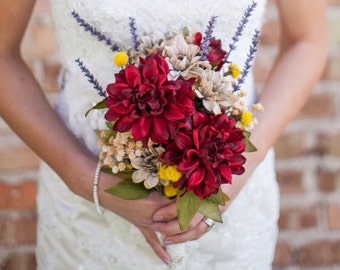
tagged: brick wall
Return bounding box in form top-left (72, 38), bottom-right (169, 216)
top-left (0, 0), bottom-right (339, 269)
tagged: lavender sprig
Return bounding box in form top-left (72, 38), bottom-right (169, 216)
top-left (75, 58), bottom-right (106, 97)
top-left (233, 29), bottom-right (260, 92)
top-left (225, 1), bottom-right (257, 62)
top-left (71, 11), bottom-right (119, 52)
top-left (200, 15), bottom-right (218, 61)
top-left (129, 17), bottom-right (139, 51)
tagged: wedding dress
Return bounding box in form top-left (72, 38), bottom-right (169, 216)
top-left (36, 0), bottom-right (279, 269)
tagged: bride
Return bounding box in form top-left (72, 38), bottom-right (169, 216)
top-left (0, 0), bottom-right (327, 269)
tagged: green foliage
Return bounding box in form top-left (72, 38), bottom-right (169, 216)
top-left (176, 191), bottom-right (201, 230)
top-left (243, 130), bottom-right (257, 152)
top-left (198, 199), bottom-right (222, 223)
top-left (105, 178), bottom-right (152, 200)
top-left (85, 100), bottom-right (107, 117)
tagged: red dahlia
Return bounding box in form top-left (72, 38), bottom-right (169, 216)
top-left (163, 111), bottom-right (246, 198)
top-left (104, 52), bottom-right (196, 144)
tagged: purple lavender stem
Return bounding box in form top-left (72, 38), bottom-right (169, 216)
top-left (233, 29), bottom-right (260, 92)
top-left (71, 11), bottom-right (120, 52)
top-left (75, 58), bottom-right (106, 98)
top-left (200, 15), bottom-right (218, 61)
top-left (129, 17), bottom-right (139, 51)
top-left (225, 1), bottom-right (257, 62)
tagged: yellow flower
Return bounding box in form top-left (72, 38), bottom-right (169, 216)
top-left (158, 165), bottom-right (182, 182)
top-left (241, 110), bottom-right (253, 126)
top-left (113, 52), bottom-right (129, 67)
top-left (163, 183), bottom-right (179, 198)
top-left (228, 63), bottom-right (240, 78)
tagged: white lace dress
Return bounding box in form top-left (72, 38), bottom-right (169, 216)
top-left (36, 0), bottom-right (279, 269)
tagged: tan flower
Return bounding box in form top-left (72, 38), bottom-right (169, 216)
top-left (194, 69), bottom-right (239, 114)
top-left (161, 34), bottom-right (204, 80)
top-left (130, 144), bottom-right (165, 189)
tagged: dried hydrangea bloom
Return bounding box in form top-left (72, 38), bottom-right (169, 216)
top-left (98, 131), bottom-right (145, 173)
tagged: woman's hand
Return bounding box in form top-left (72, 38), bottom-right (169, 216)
top-left (95, 171), bottom-right (175, 264)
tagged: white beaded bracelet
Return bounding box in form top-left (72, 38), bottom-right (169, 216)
top-left (93, 162), bottom-right (104, 215)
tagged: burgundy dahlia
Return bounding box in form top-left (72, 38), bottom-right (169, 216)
top-left (104, 52), bottom-right (196, 144)
top-left (163, 111), bottom-right (246, 198)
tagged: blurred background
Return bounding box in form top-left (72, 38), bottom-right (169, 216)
top-left (1, 0), bottom-right (340, 269)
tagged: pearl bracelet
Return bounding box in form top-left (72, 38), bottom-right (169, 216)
top-left (93, 162), bottom-right (104, 215)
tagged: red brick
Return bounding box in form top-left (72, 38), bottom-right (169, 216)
top-left (297, 93), bottom-right (335, 119)
top-left (276, 170), bottom-right (303, 194)
top-left (3, 252), bottom-right (36, 270)
top-left (273, 241), bottom-right (292, 267)
top-left (274, 131), bottom-right (310, 159)
top-left (317, 132), bottom-right (340, 156)
top-left (322, 50), bottom-right (340, 80)
top-left (0, 145), bottom-right (39, 171)
top-left (278, 206), bottom-right (318, 230)
top-left (317, 168), bottom-right (338, 192)
top-left (297, 239), bottom-right (340, 265)
top-left (0, 215), bottom-right (37, 245)
top-left (327, 204), bottom-right (340, 230)
top-left (0, 181), bottom-right (37, 210)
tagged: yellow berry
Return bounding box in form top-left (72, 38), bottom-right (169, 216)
top-left (241, 110), bottom-right (253, 126)
top-left (158, 165), bottom-right (182, 182)
top-left (113, 52), bottom-right (129, 67)
top-left (163, 184), bottom-right (179, 198)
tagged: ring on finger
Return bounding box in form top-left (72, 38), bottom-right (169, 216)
top-left (202, 217), bottom-right (216, 230)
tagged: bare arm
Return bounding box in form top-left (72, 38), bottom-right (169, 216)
top-left (0, 0), bottom-right (172, 263)
top-left (154, 0), bottom-right (328, 242)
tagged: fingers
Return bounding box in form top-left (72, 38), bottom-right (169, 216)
top-left (152, 213), bottom-right (213, 245)
top-left (153, 211), bottom-right (203, 235)
top-left (139, 227), bottom-right (171, 265)
top-left (152, 201), bottom-right (177, 222)
top-left (162, 219), bottom-right (211, 244)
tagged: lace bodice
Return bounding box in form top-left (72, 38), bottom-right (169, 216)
top-left (49, 0), bottom-right (267, 153)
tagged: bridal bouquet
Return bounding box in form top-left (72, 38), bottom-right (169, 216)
top-left (73, 1), bottom-right (261, 232)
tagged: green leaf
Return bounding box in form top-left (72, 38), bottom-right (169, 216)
top-left (176, 192), bottom-right (201, 230)
top-left (85, 100), bottom-right (107, 117)
top-left (100, 166), bottom-right (113, 174)
top-left (198, 199), bottom-right (223, 223)
top-left (206, 188), bottom-right (230, 206)
top-left (243, 130), bottom-right (257, 152)
top-left (105, 178), bottom-right (152, 200)
top-left (105, 121), bottom-right (114, 130)
top-left (114, 170), bottom-right (134, 179)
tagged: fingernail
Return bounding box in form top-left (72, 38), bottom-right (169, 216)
top-left (162, 257), bottom-right (171, 265)
top-left (151, 225), bottom-right (159, 232)
top-left (163, 240), bottom-right (173, 245)
top-left (153, 215), bottom-right (164, 221)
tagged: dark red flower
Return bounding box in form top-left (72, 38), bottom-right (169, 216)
top-left (104, 52), bottom-right (196, 144)
top-left (193, 32), bottom-right (203, 46)
top-left (163, 111), bottom-right (246, 198)
top-left (193, 33), bottom-right (227, 71)
top-left (207, 38), bottom-right (227, 71)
